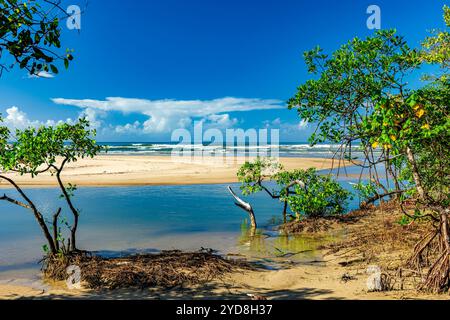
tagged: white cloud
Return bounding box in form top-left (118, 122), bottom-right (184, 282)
top-left (270, 117), bottom-right (281, 126)
top-left (2, 106), bottom-right (73, 131)
top-left (52, 97), bottom-right (283, 133)
top-left (113, 121), bottom-right (142, 134)
top-left (263, 118), bottom-right (308, 134)
top-left (297, 119), bottom-right (308, 130)
top-left (4, 106), bottom-right (31, 129)
top-left (79, 107), bottom-right (106, 129)
top-left (204, 114), bottom-right (239, 128)
top-left (2, 97), bottom-right (287, 140)
top-left (28, 71), bottom-right (54, 79)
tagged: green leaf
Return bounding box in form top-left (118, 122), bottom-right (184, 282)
top-left (50, 64), bottom-right (58, 74)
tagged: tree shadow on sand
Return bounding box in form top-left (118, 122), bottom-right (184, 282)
top-left (7, 284), bottom-right (341, 300)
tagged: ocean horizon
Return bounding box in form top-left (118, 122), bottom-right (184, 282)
top-left (96, 142), bottom-right (361, 158)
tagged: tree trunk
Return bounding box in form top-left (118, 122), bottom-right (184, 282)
top-left (55, 164), bottom-right (79, 251)
top-left (0, 175), bottom-right (57, 254)
top-left (34, 209), bottom-right (57, 254)
top-left (52, 208), bottom-right (62, 252)
top-left (405, 146), bottom-right (427, 201)
top-left (441, 208), bottom-right (450, 251)
top-left (70, 221), bottom-right (78, 251)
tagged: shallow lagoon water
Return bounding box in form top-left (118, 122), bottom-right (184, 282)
top-left (0, 179), bottom-right (361, 280)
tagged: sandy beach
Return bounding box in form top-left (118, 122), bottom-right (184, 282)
top-left (0, 155), bottom-right (347, 187)
top-left (0, 255), bottom-right (446, 300)
top-left (0, 259), bottom-right (388, 300)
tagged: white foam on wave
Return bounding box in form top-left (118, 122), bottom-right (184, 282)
top-left (101, 143), bottom-right (347, 156)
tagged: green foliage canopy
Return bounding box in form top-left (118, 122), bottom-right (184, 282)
top-left (422, 5), bottom-right (450, 73)
top-left (0, 117), bottom-right (102, 254)
top-left (277, 168), bottom-right (351, 218)
top-left (288, 29), bottom-right (421, 149)
top-left (0, 118), bottom-right (101, 176)
top-left (237, 158), bottom-right (351, 219)
top-left (288, 22), bottom-right (449, 210)
top-left (0, 0), bottom-right (74, 76)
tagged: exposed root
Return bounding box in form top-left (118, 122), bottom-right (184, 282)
top-left (407, 207), bottom-right (450, 293)
top-left (407, 230), bottom-right (439, 270)
top-left (42, 249), bottom-right (252, 290)
top-left (320, 201), bottom-right (437, 292)
top-left (326, 202), bottom-right (450, 294)
top-left (420, 249), bottom-right (450, 293)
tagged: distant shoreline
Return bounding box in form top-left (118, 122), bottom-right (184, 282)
top-left (90, 142), bottom-right (356, 158)
top-left (0, 155), bottom-right (353, 188)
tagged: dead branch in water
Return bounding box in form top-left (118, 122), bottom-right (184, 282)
top-left (228, 186), bottom-right (257, 231)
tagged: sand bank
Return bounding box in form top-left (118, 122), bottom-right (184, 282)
top-left (0, 155), bottom-right (348, 187)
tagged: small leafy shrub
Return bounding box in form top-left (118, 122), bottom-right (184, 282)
top-left (236, 159), bottom-right (352, 220)
top-left (237, 157), bottom-right (282, 195)
top-left (281, 168), bottom-right (352, 218)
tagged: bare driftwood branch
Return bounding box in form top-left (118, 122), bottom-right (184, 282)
top-left (227, 186), bottom-right (257, 230)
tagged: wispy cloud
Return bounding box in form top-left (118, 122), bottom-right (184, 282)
top-left (51, 97), bottom-right (284, 133)
top-left (263, 117), bottom-right (308, 134)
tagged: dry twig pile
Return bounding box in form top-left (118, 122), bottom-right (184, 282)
top-left (42, 249), bottom-right (251, 290)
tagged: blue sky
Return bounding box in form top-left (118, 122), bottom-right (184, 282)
top-left (0, 0), bottom-right (447, 142)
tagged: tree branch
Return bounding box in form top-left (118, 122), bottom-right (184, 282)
top-left (0, 194), bottom-right (31, 209)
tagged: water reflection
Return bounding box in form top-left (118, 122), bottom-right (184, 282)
top-left (236, 222), bottom-right (336, 266)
